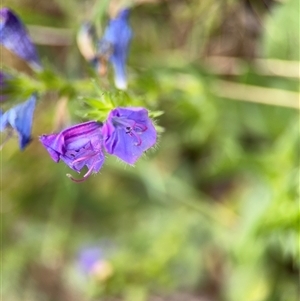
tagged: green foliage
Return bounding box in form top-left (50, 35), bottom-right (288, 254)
top-left (2, 1), bottom-right (299, 301)
top-left (262, 0), bottom-right (300, 60)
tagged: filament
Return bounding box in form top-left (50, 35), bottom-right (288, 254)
top-left (130, 131), bottom-right (142, 146)
top-left (66, 161), bottom-right (96, 183)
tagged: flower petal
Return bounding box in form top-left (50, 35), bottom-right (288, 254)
top-left (39, 133), bottom-right (62, 162)
top-left (0, 93), bottom-right (36, 150)
top-left (98, 9), bottom-right (132, 90)
top-left (103, 107), bottom-right (157, 164)
top-left (0, 7), bottom-right (41, 70)
top-left (39, 121), bottom-right (105, 175)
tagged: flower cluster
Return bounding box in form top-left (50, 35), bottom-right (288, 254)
top-left (1, 7), bottom-right (158, 181)
top-left (40, 107), bottom-right (157, 182)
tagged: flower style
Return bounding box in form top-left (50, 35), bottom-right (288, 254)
top-left (39, 121), bottom-right (105, 182)
top-left (97, 9), bottom-right (132, 90)
top-left (102, 107), bottom-right (157, 165)
top-left (0, 93), bottom-right (36, 150)
top-left (0, 7), bottom-right (42, 70)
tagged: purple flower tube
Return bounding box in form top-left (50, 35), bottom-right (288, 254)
top-left (39, 121), bottom-right (105, 182)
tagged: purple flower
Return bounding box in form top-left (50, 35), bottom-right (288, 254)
top-left (77, 246), bottom-right (114, 280)
top-left (0, 7), bottom-right (42, 70)
top-left (102, 107), bottom-right (157, 165)
top-left (97, 9), bottom-right (132, 90)
top-left (39, 121), bottom-right (105, 182)
top-left (0, 93), bottom-right (36, 150)
top-left (78, 247), bottom-right (103, 275)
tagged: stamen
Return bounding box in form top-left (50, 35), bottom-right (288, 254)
top-left (66, 161), bottom-right (96, 183)
top-left (66, 173), bottom-right (87, 183)
top-left (83, 162), bottom-right (96, 178)
top-left (134, 123), bottom-right (147, 132)
top-left (130, 131), bottom-right (142, 146)
top-left (72, 153), bottom-right (94, 164)
top-left (111, 117), bottom-right (148, 146)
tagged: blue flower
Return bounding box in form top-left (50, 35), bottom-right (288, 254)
top-left (0, 7), bottom-right (42, 70)
top-left (102, 107), bottom-right (157, 165)
top-left (78, 247), bottom-right (103, 275)
top-left (0, 94), bottom-right (36, 150)
top-left (77, 246), bottom-right (114, 280)
top-left (97, 9), bottom-right (132, 90)
top-left (39, 121), bottom-right (105, 182)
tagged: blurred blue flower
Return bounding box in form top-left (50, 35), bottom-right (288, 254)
top-left (0, 7), bottom-right (42, 70)
top-left (0, 93), bottom-right (36, 150)
top-left (97, 9), bottom-right (132, 90)
top-left (39, 121), bottom-right (105, 182)
top-left (78, 246), bottom-right (113, 281)
top-left (78, 247), bottom-right (103, 275)
top-left (102, 107), bottom-right (157, 165)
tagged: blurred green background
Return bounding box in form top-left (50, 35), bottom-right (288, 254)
top-left (1, 0), bottom-right (299, 301)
